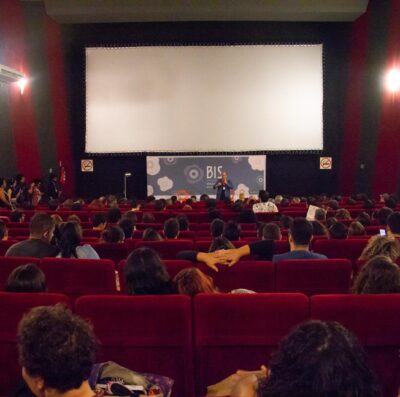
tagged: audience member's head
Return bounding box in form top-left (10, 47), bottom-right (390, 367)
top-left (106, 208), bottom-right (121, 224)
top-left (101, 226), bottom-right (125, 243)
top-left (67, 214), bottom-right (81, 224)
top-left (335, 208), bottom-right (351, 220)
top-left (328, 222), bottom-right (348, 239)
top-left (311, 220), bottom-right (328, 237)
top-left (57, 222), bottom-right (82, 258)
top-left (386, 212), bottom-right (400, 237)
top-left (176, 214), bottom-right (189, 231)
top-left (327, 199), bottom-right (339, 210)
top-left (50, 214), bottom-right (63, 226)
top-left (257, 320), bottom-right (380, 397)
top-left (154, 199), bottom-right (165, 211)
top-left (200, 194), bottom-right (209, 202)
top-left (47, 199), bottom-right (59, 211)
top-left (232, 201), bottom-right (244, 213)
top-left (5, 263), bottom-right (47, 293)
top-left (289, 218), bottom-right (313, 247)
top-left (18, 305), bottom-right (97, 396)
top-left (124, 247), bottom-right (171, 295)
top-left (262, 223), bottom-right (282, 241)
top-left (359, 235), bottom-right (400, 262)
top-left (376, 207), bottom-right (393, 225)
top-left (274, 195), bottom-right (283, 205)
top-left (348, 221), bottom-right (366, 237)
top-left (163, 218), bottom-right (180, 239)
top-left (223, 221), bottom-right (241, 241)
top-left (210, 218), bottom-right (225, 238)
top-left (29, 213), bottom-right (55, 242)
top-left (92, 213), bottom-right (107, 230)
top-left (9, 210), bottom-right (25, 223)
top-left (280, 215), bottom-right (293, 230)
top-left (142, 212), bottom-right (155, 223)
top-left (62, 199), bottom-right (73, 209)
top-left (121, 211), bottom-right (137, 225)
top-left (238, 209), bottom-right (257, 223)
top-left (258, 190), bottom-right (269, 203)
top-left (209, 236), bottom-right (235, 252)
top-left (314, 208), bottom-right (326, 222)
top-left (352, 256), bottom-right (400, 294)
top-left (0, 220), bottom-right (8, 240)
top-left (356, 212), bottom-right (371, 227)
top-left (325, 217), bottom-right (338, 228)
top-left (70, 202), bottom-right (82, 212)
top-left (118, 218), bottom-right (135, 239)
top-left (174, 268), bottom-right (217, 297)
top-left (142, 227), bottom-right (163, 241)
top-left (384, 196), bottom-right (397, 209)
top-left (208, 208), bottom-right (221, 221)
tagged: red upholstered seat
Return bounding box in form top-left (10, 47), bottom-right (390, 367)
top-left (312, 239), bottom-right (368, 261)
top-left (117, 259), bottom-right (193, 293)
top-left (275, 259), bottom-right (352, 295)
top-left (0, 256), bottom-right (41, 290)
top-left (76, 295), bottom-right (194, 397)
top-left (311, 294), bottom-right (400, 397)
top-left (0, 292), bottom-right (70, 395)
top-left (82, 229), bottom-right (101, 238)
top-left (40, 258), bottom-right (116, 302)
top-left (134, 240), bottom-right (194, 260)
top-left (194, 293), bottom-right (309, 396)
top-left (197, 260), bottom-right (275, 293)
top-left (152, 212), bottom-right (174, 223)
top-left (7, 229), bottom-right (29, 237)
top-left (90, 242), bottom-right (128, 263)
top-left (135, 223), bottom-right (162, 231)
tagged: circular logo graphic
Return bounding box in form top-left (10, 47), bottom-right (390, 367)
top-left (231, 156), bottom-right (242, 164)
top-left (184, 165), bottom-right (204, 184)
top-left (163, 157), bottom-right (177, 166)
top-left (257, 176), bottom-right (264, 185)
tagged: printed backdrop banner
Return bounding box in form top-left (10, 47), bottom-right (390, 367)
top-left (146, 155), bottom-right (266, 198)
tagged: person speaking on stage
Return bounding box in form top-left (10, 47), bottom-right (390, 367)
top-left (213, 171), bottom-right (234, 201)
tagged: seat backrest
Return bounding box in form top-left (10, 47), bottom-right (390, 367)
top-left (76, 295), bottom-right (194, 397)
top-left (194, 293), bottom-right (309, 395)
top-left (40, 258), bottom-right (116, 301)
top-left (134, 240), bottom-right (194, 260)
top-left (312, 239), bottom-right (368, 261)
top-left (0, 256), bottom-right (41, 290)
top-left (90, 242), bottom-right (128, 264)
top-left (197, 261), bottom-right (275, 293)
top-left (0, 292), bottom-right (70, 394)
top-left (117, 259), bottom-right (193, 293)
top-left (311, 294), bottom-right (400, 397)
top-left (0, 240), bottom-right (18, 256)
top-left (275, 259), bottom-right (353, 296)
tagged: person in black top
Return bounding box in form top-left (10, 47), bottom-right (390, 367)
top-left (213, 171), bottom-right (234, 201)
top-left (47, 174), bottom-right (60, 201)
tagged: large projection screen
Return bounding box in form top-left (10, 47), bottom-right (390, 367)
top-left (86, 45), bottom-right (323, 153)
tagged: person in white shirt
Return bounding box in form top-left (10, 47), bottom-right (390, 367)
top-left (252, 190), bottom-right (279, 213)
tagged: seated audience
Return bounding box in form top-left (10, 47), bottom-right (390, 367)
top-left (92, 212), bottom-right (107, 231)
top-left (50, 214), bottom-right (63, 226)
top-left (174, 267), bottom-right (217, 296)
top-left (106, 208), bottom-right (122, 224)
top-left (18, 305), bottom-right (97, 397)
top-left (154, 199), bottom-right (166, 211)
top-left (70, 202), bottom-right (82, 212)
top-left (356, 211), bottom-right (372, 227)
top-left (62, 198), bottom-right (73, 209)
top-left (176, 214), bottom-right (190, 231)
top-left (262, 223), bottom-right (282, 241)
top-left (47, 199), bottom-right (59, 211)
top-left (348, 221), bottom-right (366, 236)
top-left (57, 222), bottom-right (99, 259)
top-left (0, 219), bottom-right (8, 240)
top-left (5, 263), bottom-right (47, 293)
top-left (384, 195), bottom-right (397, 209)
top-left (376, 206), bottom-right (393, 225)
top-left (208, 208), bottom-right (222, 221)
top-left (311, 220), bottom-right (328, 237)
top-left (352, 255), bottom-right (400, 294)
top-left (124, 247), bottom-right (172, 295)
top-left (118, 218), bottom-right (135, 239)
top-left (280, 215), bottom-right (293, 230)
top-left (314, 208), bottom-right (326, 222)
top-left (223, 221), bottom-right (241, 241)
top-left (238, 209), bottom-right (257, 223)
top-left (163, 218), bottom-right (180, 239)
top-left (142, 227), bottom-right (163, 241)
top-left (209, 236), bottom-right (235, 252)
top-left (0, 177), bottom-right (12, 208)
top-left (142, 212), bottom-right (156, 223)
top-left (274, 195), bottom-right (283, 205)
top-left (101, 226), bottom-right (125, 243)
top-left (328, 222), bottom-right (348, 239)
top-left (67, 214), bottom-right (81, 224)
top-left (335, 208), bottom-right (352, 220)
top-left (88, 198), bottom-right (104, 209)
top-left (386, 211), bottom-right (400, 238)
top-left (208, 320), bottom-right (380, 397)
top-left (9, 210), bottom-right (25, 223)
top-left (210, 218), bottom-right (225, 238)
top-left (359, 235), bottom-right (400, 262)
top-left (252, 190), bottom-right (278, 213)
top-left (327, 199), bottom-right (339, 210)
top-left (6, 213), bottom-right (59, 258)
top-left (325, 217), bottom-right (338, 228)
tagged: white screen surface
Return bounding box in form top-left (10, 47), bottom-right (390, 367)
top-left (86, 45), bottom-right (323, 153)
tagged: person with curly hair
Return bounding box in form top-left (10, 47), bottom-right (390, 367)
top-left (359, 235), bottom-right (400, 262)
top-left (18, 304), bottom-right (97, 397)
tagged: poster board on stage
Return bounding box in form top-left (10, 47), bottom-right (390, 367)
top-left (146, 155), bottom-right (266, 199)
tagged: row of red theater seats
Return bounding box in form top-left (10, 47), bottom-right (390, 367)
top-left (0, 292), bottom-right (398, 397)
top-left (0, 257), bottom-right (359, 299)
top-left (0, 238), bottom-right (373, 264)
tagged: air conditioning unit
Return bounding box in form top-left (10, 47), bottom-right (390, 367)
top-left (0, 64), bottom-right (24, 84)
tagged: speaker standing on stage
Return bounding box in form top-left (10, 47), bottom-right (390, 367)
top-left (213, 171), bottom-right (234, 201)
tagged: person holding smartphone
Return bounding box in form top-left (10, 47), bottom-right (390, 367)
top-left (213, 171), bottom-right (234, 201)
